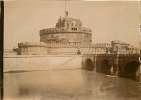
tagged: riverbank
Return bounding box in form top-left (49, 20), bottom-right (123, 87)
top-left (4, 55), bottom-right (82, 72)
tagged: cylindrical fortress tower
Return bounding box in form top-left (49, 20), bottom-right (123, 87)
top-left (40, 12), bottom-right (92, 47)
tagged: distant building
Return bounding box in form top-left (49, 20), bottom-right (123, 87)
top-left (111, 40), bottom-right (129, 54)
top-left (111, 40), bottom-right (139, 54)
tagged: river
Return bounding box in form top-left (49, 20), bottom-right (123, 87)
top-left (4, 69), bottom-right (141, 100)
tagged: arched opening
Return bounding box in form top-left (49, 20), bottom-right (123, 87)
top-left (101, 59), bottom-right (112, 74)
top-left (123, 61), bottom-right (139, 79)
top-left (84, 58), bottom-right (94, 71)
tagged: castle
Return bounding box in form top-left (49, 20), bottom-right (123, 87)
top-left (15, 11), bottom-right (139, 55)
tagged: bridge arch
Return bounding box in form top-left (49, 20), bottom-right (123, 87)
top-left (83, 58), bottom-right (94, 71)
top-left (123, 61), bottom-right (140, 79)
top-left (101, 59), bottom-right (112, 74)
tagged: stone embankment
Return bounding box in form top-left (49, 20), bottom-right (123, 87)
top-left (4, 55), bottom-right (82, 72)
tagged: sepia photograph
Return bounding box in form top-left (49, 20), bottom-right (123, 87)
top-left (3, 0), bottom-right (141, 100)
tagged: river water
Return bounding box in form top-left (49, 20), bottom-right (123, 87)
top-left (4, 69), bottom-right (141, 100)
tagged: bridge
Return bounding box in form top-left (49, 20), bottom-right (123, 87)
top-left (82, 54), bottom-right (141, 81)
top-left (4, 51), bottom-right (141, 82)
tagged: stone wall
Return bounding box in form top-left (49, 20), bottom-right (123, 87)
top-left (4, 55), bottom-right (82, 72)
top-left (40, 32), bottom-right (92, 45)
top-left (19, 46), bottom-right (47, 55)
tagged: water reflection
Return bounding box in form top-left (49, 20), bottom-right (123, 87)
top-left (4, 69), bottom-right (141, 100)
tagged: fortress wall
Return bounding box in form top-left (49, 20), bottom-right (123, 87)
top-left (20, 46), bottom-right (47, 55)
top-left (40, 32), bottom-right (91, 44)
top-left (48, 48), bottom-right (78, 55)
top-left (47, 47), bottom-right (107, 55)
top-left (17, 44), bottom-right (108, 55)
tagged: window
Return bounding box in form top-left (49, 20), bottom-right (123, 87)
top-left (72, 28), bottom-right (77, 30)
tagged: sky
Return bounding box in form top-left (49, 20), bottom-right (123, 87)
top-left (4, 0), bottom-right (141, 49)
